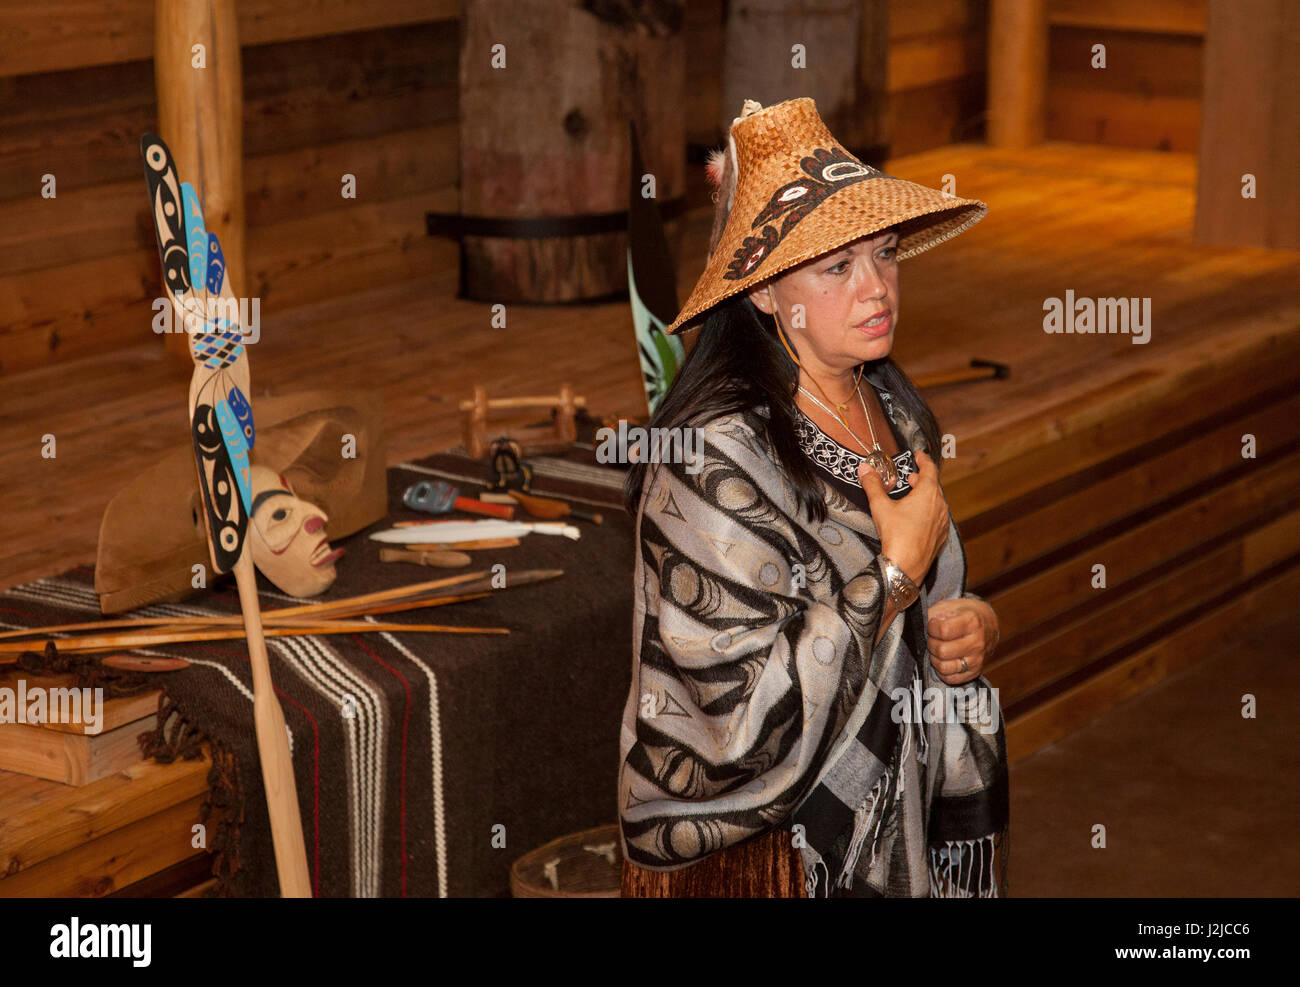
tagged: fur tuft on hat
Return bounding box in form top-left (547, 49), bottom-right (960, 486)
top-left (705, 147), bottom-right (734, 258)
top-left (705, 99), bottom-right (765, 259)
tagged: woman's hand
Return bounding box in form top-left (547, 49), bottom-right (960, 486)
top-left (926, 597), bottom-right (998, 685)
top-left (859, 448), bottom-right (950, 587)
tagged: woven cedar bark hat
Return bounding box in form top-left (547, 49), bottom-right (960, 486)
top-left (666, 97), bottom-right (988, 334)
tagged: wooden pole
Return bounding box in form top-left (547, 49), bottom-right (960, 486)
top-left (987, 0), bottom-right (1047, 147)
top-left (155, 0), bottom-right (245, 362)
top-left (233, 557), bottom-right (325, 896)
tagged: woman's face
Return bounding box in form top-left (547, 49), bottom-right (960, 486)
top-left (749, 228), bottom-right (900, 372)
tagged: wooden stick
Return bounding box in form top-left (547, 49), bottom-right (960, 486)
top-left (0, 615), bottom-right (509, 657)
top-left (0, 570), bottom-right (491, 641)
top-left (134, 592), bottom-right (498, 638)
top-left (233, 555), bottom-right (313, 897)
top-left (456, 393), bottom-right (587, 411)
top-left (430, 538), bottom-right (521, 550)
top-left (0, 592), bottom-right (490, 639)
top-left (0, 567), bottom-right (561, 641)
top-left (379, 548), bottom-right (473, 567)
top-left (267, 570), bottom-right (494, 618)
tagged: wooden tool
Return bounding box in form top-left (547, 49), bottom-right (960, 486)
top-left (379, 548), bottom-right (472, 568)
top-left (102, 655), bottom-right (191, 672)
top-left (912, 358), bottom-right (1011, 389)
top-left (141, 133), bottom-right (310, 897)
top-left (461, 384), bottom-right (585, 459)
top-left (508, 489), bottom-right (603, 524)
top-left (433, 538), bottom-right (520, 550)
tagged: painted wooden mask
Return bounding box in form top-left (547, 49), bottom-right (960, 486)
top-left (248, 464), bottom-right (344, 597)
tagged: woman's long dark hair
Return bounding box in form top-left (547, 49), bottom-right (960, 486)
top-left (623, 293), bottom-right (944, 524)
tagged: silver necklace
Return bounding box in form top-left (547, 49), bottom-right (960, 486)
top-left (798, 384), bottom-right (899, 489)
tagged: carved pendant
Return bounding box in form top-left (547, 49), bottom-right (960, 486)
top-left (865, 449), bottom-right (898, 489)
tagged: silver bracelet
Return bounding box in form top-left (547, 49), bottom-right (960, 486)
top-left (877, 554), bottom-right (919, 610)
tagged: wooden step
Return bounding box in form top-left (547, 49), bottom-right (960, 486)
top-left (953, 314), bottom-right (1300, 758)
top-left (945, 303), bottom-right (1300, 519)
top-left (0, 715), bottom-right (156, 786)
top-left (1006, 557), bottom-right (1300, 762)
top-left (991, 503), bottom-right (1300, 708)
top-left (0, 794), bottom-right (209, 896)
top-left (109, 852), bottom-right (215, 898)
top-left (965, 384), bottom-right (1300, 583)
top-left (989, 443), bottom-right (1300, 645)
top-left (0, 748), bottom-right (211, 892)
top-left (0, 674), bottom-right (159, 785)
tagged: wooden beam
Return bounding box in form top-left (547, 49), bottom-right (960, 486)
top-left (0, 794), bottom-right (209, 896)
top-left (1048, 0), bottom-right (1207, 36)
top-left (889, 31), bottom-right (986, 93)
top-left (0, 0), bottom-right (459, 78)
top-left (0, 717), bottom-right (157, 787)
top-left (0, 753), bottom-right (211, 877)
top-left (988, 449), bottom-right (1300, 644)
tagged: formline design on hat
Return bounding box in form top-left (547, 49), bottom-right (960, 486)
top-left (666, 97), bottom-right (989, 335)
top-left (723, 146), bottom-right (894, 281)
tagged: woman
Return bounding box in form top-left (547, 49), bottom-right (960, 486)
top-left (618, 98), bottom-right (1009, 898)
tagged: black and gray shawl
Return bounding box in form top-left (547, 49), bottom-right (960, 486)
top-left (617, 396), bottom-right (1009, 897)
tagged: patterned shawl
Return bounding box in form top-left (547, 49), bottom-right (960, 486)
top-left (617, 397), bottom-right (1009, 897)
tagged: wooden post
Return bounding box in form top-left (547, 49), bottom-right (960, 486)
top-left (987, 0), bottom-right (1047, 147)
top-left (154, 0), bottom-right (245, 361)
top-left (1194, 0), bottom-right (1300, 250)
top-left (459, 0), bottom-right (685, 303)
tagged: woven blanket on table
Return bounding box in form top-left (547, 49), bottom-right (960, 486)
top-left (2, 450), bottom-right (635, 897)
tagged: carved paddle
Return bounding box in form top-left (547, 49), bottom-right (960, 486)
top-left (141, 132), bottom-right (312, 898)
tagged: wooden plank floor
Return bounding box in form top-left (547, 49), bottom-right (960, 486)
top-left (1, 140), bottom-right (1299, 591)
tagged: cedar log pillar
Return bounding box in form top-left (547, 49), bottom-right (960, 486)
top-left (154, 0), bottom-right (246, 360)
top-left (987, 0), bottom-right (1047, 148)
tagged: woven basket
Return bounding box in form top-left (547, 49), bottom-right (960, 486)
top-left (509, 824), bottom-right (622, 898)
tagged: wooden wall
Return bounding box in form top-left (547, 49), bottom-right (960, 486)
top-left (1045, 0), bottom-right (1206, 150)
top-left (0, 2), bottom-right (459, 377)
top-left (0, 0), bottom-right (1216, 378)
top-left (684, 0), bottom-right (989, 160)
top-left (889, 0), bottom-right (989, 157)
top-left (887, 0), bottom-right (1207, 157)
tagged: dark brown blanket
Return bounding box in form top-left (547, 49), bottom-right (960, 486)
top-left (5, 450), bottom-right (635, 897)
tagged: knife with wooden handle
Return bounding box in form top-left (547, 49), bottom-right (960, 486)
top-left (507, 489), bottom-right (603, 524)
